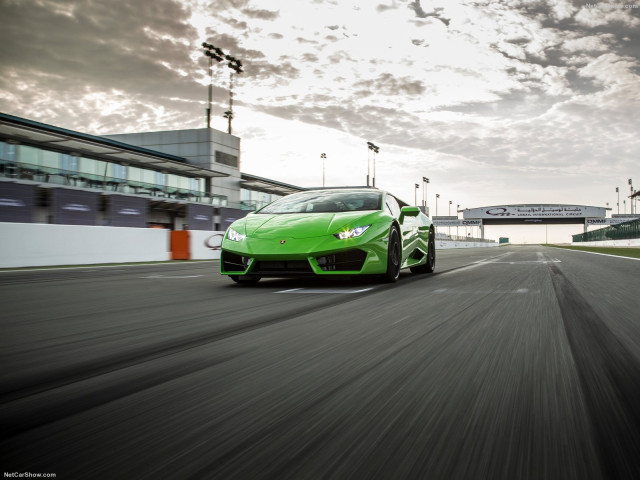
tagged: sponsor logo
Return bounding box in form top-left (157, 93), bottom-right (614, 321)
top-left (194, 214), bottom-right (210, 221)
top-left (118, 208), bottom-right (141, 215)
top-left (486, 207), bottom-right (511, 216)
top-left (204, 233), bottom-right (224, 250)
top-left (0, 198), bottom-right (25, 207)
top-left (63, 203), bottom-right (90, 212)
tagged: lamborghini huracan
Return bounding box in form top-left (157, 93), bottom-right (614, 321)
top-left (220, 188), bottom-right (435, 283)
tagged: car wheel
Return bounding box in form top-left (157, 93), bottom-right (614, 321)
top-left (230, 275), bottom-right (261, 284)
top-left (410, 228), bottom-right (436, 274)
top-left (383, 226), bottom-right (401, 283)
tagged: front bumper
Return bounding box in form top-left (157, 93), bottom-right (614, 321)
top-left (220, 227), bottom-right (389, 276)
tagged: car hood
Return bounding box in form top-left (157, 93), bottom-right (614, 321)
top-left (239, 212), bottom-right (378, 239)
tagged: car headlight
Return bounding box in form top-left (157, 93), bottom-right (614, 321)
top-left (227, 228), bottom-right (246, 242)
top-left (334, 225), bottom-right (370, 240)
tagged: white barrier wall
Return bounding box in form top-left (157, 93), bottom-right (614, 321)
top-left (0, 223), bottom-right (170, 268)
top-left (189, 230), bottom-right (225, 260)
top-left (437, 240), bottom-right (499, 249)
top-left (571, 239), bottom-right (640, 247)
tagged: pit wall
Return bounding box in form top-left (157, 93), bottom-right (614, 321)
top-left (0, 222), bottom-right (497, 269)
top-left (571, 239), bottom-right (640, 247)
top-left (437, 240), bottom-right (499, 249)
top-left (0, 223), bottom-right (224, 269)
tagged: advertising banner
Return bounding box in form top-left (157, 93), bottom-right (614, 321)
top-left (187, 203), bottom-right (214, 230)
top-left (586, 217), bottom-right (639, 226)
top-left (464, 205), bottom-right (606, 219)
top-left (218, 207), bottom-right (249, 231)
top-left (108, 195), bottom-right (147, 228)
top-left (0, 182), bottom-right (36, 223)
top-left (52, 188), bottom-right (99, 225)
top-left (433, 219), bottom-right (482, 227)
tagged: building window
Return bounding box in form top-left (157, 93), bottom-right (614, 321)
top-left (0, 141), bottom-right (17, 162)
top-left (112, 163), bottom-right (127, 180)
top-left (215, 151), bottom-right (238, 168)
top-left (60, 153), bottom-right (78, 172)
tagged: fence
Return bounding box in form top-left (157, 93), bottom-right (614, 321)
top-left (572, 218), bottom-right (640, 242)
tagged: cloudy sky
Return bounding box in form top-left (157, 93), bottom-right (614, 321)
top-left (1, 0), bottom-right (639, 242)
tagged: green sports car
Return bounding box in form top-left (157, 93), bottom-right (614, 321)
top-left (220, 188), bottom-right (435, 284)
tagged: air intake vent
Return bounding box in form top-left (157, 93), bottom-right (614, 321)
top-left (316, 249), bottom-right (367, 271)
top-left (253, 260), bottom-right (313, 274)
top-left (222, 251), bottom-right (250, 271)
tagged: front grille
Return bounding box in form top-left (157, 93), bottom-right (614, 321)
top-left (222, 251), bottom-right (250, 272)
top-left (316, 249), bottom-right (367, 271)
top-left (253, 260), bottom-right (313, 274)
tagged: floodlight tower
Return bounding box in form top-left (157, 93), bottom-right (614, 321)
top-left (321, 153), bottom-right (326, 187)
top-left (202, 42), bottom-right (225, 128)
top-left (422, 177), bottom-right (429, 211)
top-left (366, 142), bottom-right (379, 187)
top-left (224, 54), bottom-right (243, 134)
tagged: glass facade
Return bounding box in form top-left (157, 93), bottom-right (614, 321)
top-left (0, 139), bottom-right (211, 203)
top-left (240, 188), bottom-right (282, 210)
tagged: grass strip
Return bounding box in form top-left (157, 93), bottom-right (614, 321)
top-left (545, 244), bottom-right (640, 259)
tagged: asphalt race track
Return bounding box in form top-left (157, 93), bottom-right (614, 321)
top-left (1, 245), bottom-right (639, 479)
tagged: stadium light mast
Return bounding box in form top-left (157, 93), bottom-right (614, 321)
top-left (436, 193), bottom-right (440, 216)
top-left (366, 142), bottom-right (379, 187)
top-left (224, 54), bottom-right (243, 135)
top-left (414, 184), bottom-right (420, 206)
top-left (422, 177), bottom-right (429, 211)
top-left (630, 179), bottom-right (634, 214)
top-left (616, 186), bottom-right (620, 214)
top-left (321, 153), bottom-right (326, 187)
top-left (202, 42), bottom-right (225, 128)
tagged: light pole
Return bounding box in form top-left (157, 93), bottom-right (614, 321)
top-left (415, 184), bottom-right (420, 206)
top-left (201, 42), bottom-right (243, 133)
top-left (321, 153), bottom-right (326, 187)
top-left (616, 186), bottom-right (620, 214)
top-left (630, 179), bottom-right (634, 214)
top-left (224, 54), bottom-right (243, 134)
top-left (456, 204), bottom-right (460, 238)
top-left (436, 194), bottom-right (440, 216)
top-left (202, 42), bottom-right (224, 128)
top-left (422, 177), bottom-right (429, 211)
top-left (366, 142), bottom-right (379, 187)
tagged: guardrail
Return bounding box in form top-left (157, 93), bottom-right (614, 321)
top-left (573, 218), bottom-right (640, 242)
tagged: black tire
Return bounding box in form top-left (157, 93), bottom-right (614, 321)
top-left (383, 226), bottom-right (402, 283)
top-left (410, 228), bottom-right (436, 274)
top-left (229, 275), bottom-right (261, 284)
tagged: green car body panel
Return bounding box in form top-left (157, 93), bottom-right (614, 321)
top-left (220, 188), bottom-right (435, 280)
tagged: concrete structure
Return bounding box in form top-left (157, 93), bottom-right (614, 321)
top-left (105, 128), bottom-right (242, 207)
top-left (0, 113), bottom-right (303, 231)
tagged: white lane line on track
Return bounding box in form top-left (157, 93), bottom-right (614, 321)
top-left (439, 252), bottom-right (513, 276)
top-left (491, 260), bottom-right (561, 264)
top-left (432, 288), bottom-right (533, 294)
top-left (140, 275), bottom-right (204, 279)
top-left (276, 287), bottom-right (375, 294)
top-left (547, 247), bottom-right (640, 261)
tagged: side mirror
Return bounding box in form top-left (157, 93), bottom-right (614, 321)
top-left (400, 206), bottom-right (420, 217)
top-left (399, 206), bottom-right (420, 222)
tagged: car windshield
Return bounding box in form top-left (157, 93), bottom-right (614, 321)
top-left (257, 190), bottom-right (382, 214)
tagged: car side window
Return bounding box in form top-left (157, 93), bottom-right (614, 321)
top-left (385, 195), bottom-right (401, 218)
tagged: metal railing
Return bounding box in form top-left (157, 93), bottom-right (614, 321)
top-left (1, 160), bottom-right (218, 205)
top-left (573, 218), bottom-right (640, 242)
